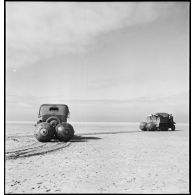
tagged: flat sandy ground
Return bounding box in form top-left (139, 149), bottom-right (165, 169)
top-left (6, 126), bottom-right (189, 194)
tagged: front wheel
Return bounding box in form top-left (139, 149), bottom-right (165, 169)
top-left (171, 124), bottom-right (175, 131)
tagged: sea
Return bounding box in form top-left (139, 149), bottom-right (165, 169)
top-left (5, 121), bottom-right (189, 137)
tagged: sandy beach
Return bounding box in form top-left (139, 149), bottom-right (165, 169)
top-left (5, 123), bottom-right (189, 194)
top-left (5, 1), bottom-right (190, 193)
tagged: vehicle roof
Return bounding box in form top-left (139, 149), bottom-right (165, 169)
top-left (40, 104), bottom-right (68, 107)
top-left (155, 112), bottom-right (170, 117)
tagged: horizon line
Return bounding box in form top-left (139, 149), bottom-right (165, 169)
top-left (6, 121), bottom-right (189, 126)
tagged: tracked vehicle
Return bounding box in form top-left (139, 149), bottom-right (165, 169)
top-left (139, 112), bottom-right (176, 131)
top-left (34, 104), bottom-right (74, 142)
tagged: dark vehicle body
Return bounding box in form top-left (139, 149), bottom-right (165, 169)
top-left (37, 104), bottom-right (70, 124)
top-left (34, 104), bottom-right (74, 142)
top-left (140, 112), bottom-right (176, 131)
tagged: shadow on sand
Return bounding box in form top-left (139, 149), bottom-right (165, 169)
top-left (173, 129), bottom-right (184, 131)
top-left (75, 129), bottom-right (184, 136)
top-left (50, 131), bottom-right (142, 143)
top-left (71, 135), bottom-right (102, 142)
top-left (77, 130), bottom-right (141, 136)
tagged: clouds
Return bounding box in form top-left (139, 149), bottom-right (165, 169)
top-left (6, 2), bottom-right (189, 122)
top-left (6, 2), bottom-right (177, 68)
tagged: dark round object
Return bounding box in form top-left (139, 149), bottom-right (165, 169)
top-left (34, 122), bottom-right (55, 142)
top-left (46, 116), bottom-right (61, 124)
top-left (55, 123), bottom-right (75, 142)
top-left (171, 124), bottom-right (175, 131)
top-left (50, 120), bottom-right (59, 128)
top-left (139, 122), bottom-right (147, 131)
top-left (146, 122), bottom-right (157, 131)
top-left (159, 123), bottom-right (169, 131)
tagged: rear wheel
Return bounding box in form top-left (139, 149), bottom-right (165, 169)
top-left (146, 122), bottom-right (157, 131)
top-left (139, 122), bottom-right (147, 131)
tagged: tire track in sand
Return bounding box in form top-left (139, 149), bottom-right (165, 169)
top-left (6, 130), bottom-right (139, 160)
top-left (6, 142), bottom-right (71, 160)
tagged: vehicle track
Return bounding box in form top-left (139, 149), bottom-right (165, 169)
top-left (6, 141), bottom-right (71, 160)
top-left (6, 142), bottom-right (42, 154)
top-left (6, 130), bottom-right (140, 160)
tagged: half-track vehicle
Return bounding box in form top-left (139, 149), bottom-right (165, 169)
top-left (34, 104), bottom-right (74, 142)
top-left (139, 112), bottom-right (176, 131)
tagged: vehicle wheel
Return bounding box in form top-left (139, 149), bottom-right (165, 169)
top-left (139, 122), bottom-right (147, 131)
top-left (55, 123), bottom-right (75, 142)
top-left (34, 122), bottom-right (55, 142)
top-left (46, 116), bottom-right (61, 125)
top-left (146, 122), bottom-right (157, 131)
top-left (171, 124), bottom-right (175, 131)
top-left (159, 124), bottom-right (168, 131)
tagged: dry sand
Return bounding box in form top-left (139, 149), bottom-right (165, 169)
top-left (6, 128), bottom-right (189, 194)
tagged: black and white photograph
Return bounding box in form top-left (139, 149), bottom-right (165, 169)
top-left (5, 1), bottom-right (190, 194)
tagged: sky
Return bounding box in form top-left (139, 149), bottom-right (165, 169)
top-left (6, 2), bottom-right (189, 122)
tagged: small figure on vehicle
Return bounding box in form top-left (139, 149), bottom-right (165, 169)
top-left (34, 104), bottom-right (75, 142)
top-left (139, 112), bottom-right (176, 131)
